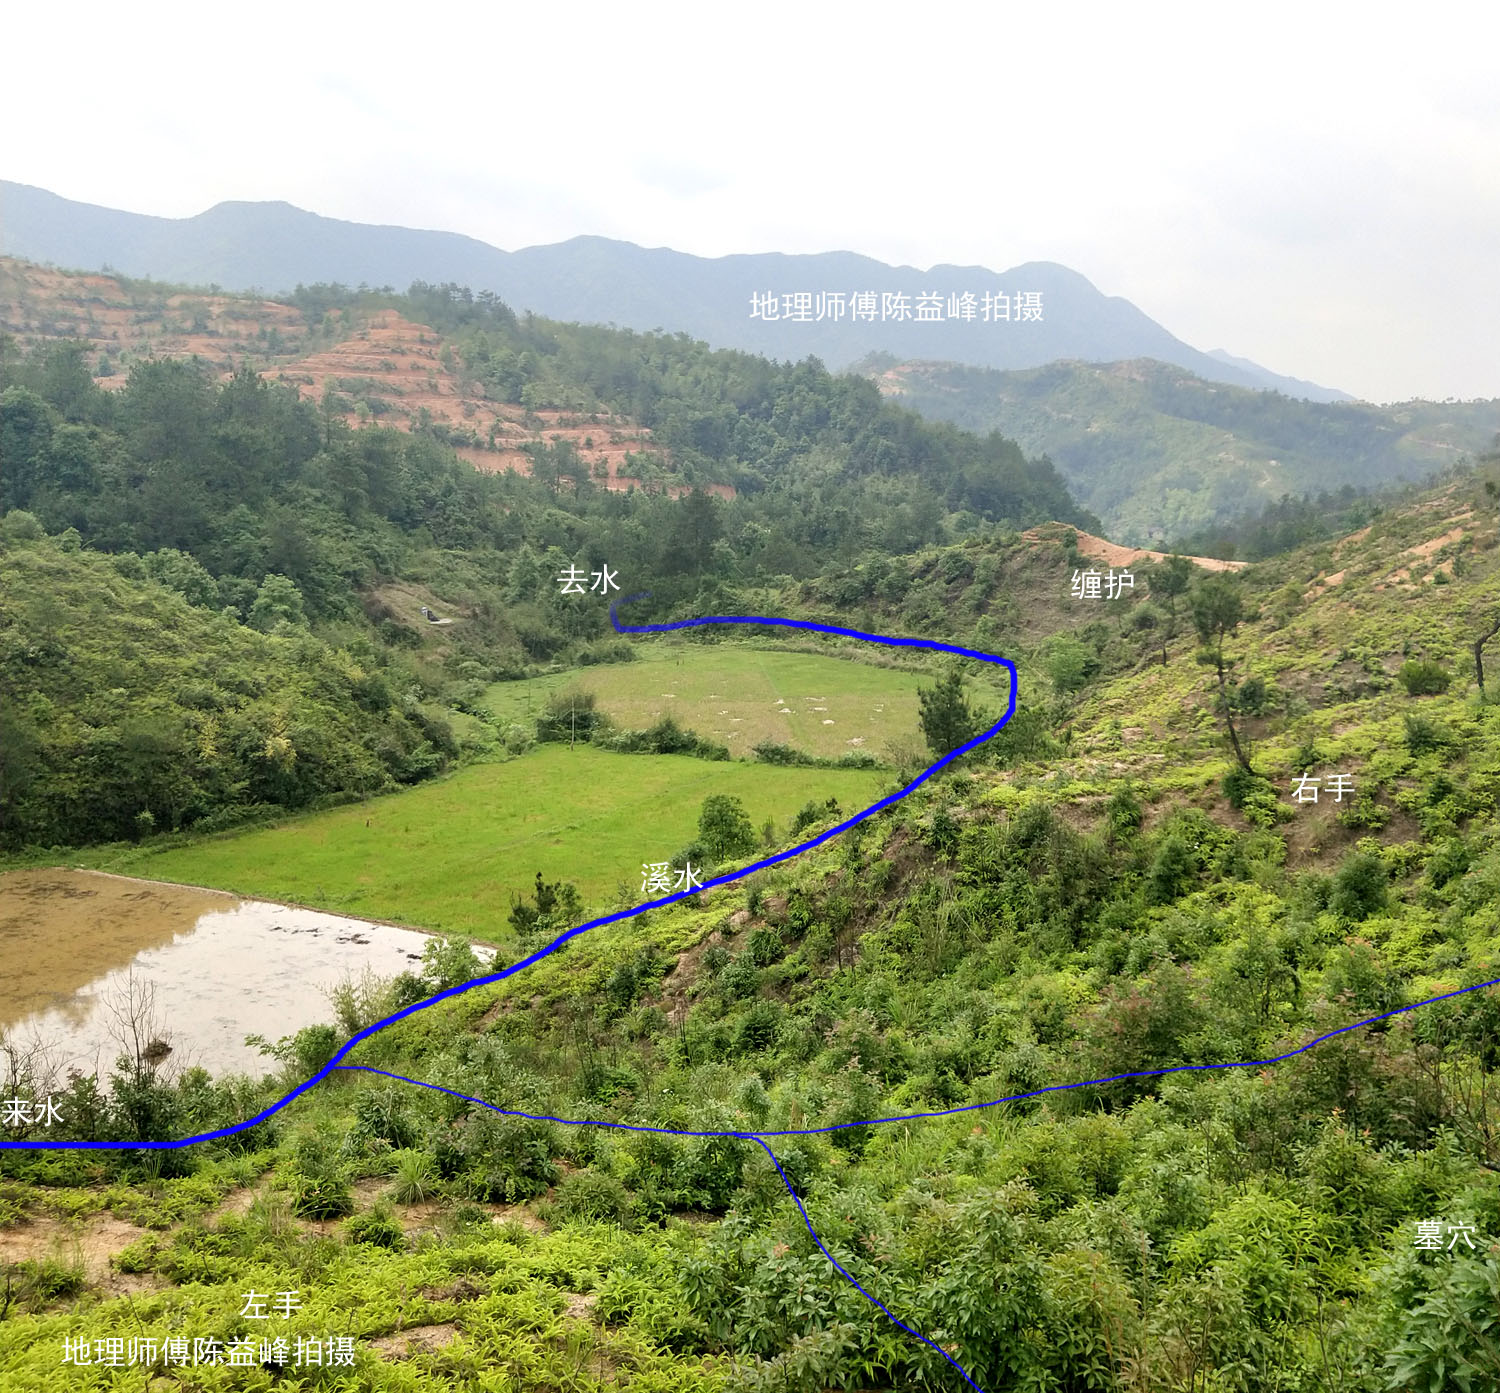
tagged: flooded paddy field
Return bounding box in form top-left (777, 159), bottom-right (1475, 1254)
top-left (0, 868), bottom-right (479, 1080)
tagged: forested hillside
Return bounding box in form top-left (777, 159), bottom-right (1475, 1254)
top-left (865, 355), bottom-right (1500, 543)
top-left (0, 279), bottom-right (1090, 850)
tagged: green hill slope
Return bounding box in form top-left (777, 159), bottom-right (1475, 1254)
top-left (866, 355), bottom-right (1500, 544)
top-left (0, 534), bottom-right (456, 848)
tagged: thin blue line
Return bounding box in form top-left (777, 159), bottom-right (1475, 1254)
top-left (0, 602), bottom-right (1015, 1152)
top-left (330, 1064), bottom-right (980, 1388)
top-left (337, 974), bottom-right (1500, 1138)
top-left (330, 963), bottom-right (1499, 1393)
top-left (746, 1135), bottom-right (982, 1393)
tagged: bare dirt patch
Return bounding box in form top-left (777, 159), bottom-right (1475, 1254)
top-left (1021, 526), bottom-right (1247, 573)
top-left (1303, 569), bottom-right (1346, 600)
top-left (0, 1212), bottom-right (161, 1294)
top-left (1333, 525), bottom-right (1373, 555)
top-left (490, 1203), bottom-right (546, 1234)
top-left (0, 257), bottom-right (311, 383)
top-left (369, 1322), bottom-right (460, 1358)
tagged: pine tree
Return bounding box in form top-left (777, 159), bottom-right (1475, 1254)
top-left (918, 668), bottom-right (979, 757)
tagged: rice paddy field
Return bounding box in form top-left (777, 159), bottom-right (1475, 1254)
top-left (79, 746), bottom-right (890, 940)
top-left (481, 643), bottom-right (940, 761)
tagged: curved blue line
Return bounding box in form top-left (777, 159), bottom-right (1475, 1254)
top-left (333, 973), bottom-right (1500, 1139)
top-left (330, 960), bottom-right (1499, 1393)
top-left (331, 1063), bottom-right (981, 1388)
top-left (746, 1135), bottom-right (982, 1393)
top-left (0, 601), bottom-right (1015, 1152)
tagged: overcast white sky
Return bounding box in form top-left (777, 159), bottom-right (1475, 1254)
top-left (6, 1), bottom-right (1498, 402)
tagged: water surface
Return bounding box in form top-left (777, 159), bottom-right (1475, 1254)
top-left (0, 869), bottom-right (472, 1079)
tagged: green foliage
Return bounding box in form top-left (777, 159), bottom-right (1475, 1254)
top-left (420, 935), bottom-right (489, 992)
top-left (876, 353), bottom-right (1494, 542)
top-left (918, 667), bottom-right (980, 756)
top-left (248, 573), bottom-right (305, 631)
top-left (1147, 834), bottom-right (1200, 904)
top-left (1382, 1254), bottom-right (1500, 1390)
top-left (1404, 713), bottom-right (1456, 755)
top-left (1330, 851), bottom-right (1390, 921)
top-left (536, 686), bottom-right (602, 743)
top-left (790, 796), bottom-right (841, 836)
top-left (0, 541), bottom-right (453, 848)
top-left (1221, 765), bottom-right (1271, 811)
top-left (1398, 659), bottom-right (1453, 696)
top-left (697, 794), bottom-right (757, 862)
top-left (553, 1169), bottom-right (632, 1225)
top-left (288, 1137), bottom-right (354, 1220)
top-left (988, 704), bottom-right (1060, 766)
top-left (386, 1149), bottom-right (437, 1205)
top-left (456, 1114), bottom-right (559, 1204)
top-left (1105, 785), bottom-right (1143, 837)
top-left (12, 279), bottom-right (1500, 1393)
top-left (1044, 636), bottom-right (1098, 694)
top-left (507, 873), bottom-right (583, 944)
top-left (345, 1202), bottom-right (406, 1249)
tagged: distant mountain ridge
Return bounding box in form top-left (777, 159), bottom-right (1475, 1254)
top-left (0, 180), bottom-right (1350, 402)
top-left (867, 356), bottom-right (1500, 544)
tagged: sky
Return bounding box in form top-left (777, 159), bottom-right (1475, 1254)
top-left (5, 0), bottom-right (1499, 403)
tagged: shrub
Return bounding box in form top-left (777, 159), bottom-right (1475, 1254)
top-left (289, 1135), bottom-right (355, 1219)
top-left (1230, 673), bottom-right (1272, 715)
top-left (421, 936), bottom-right (486, 992)
top-left (16, 1256), bottom-right (85, 1302)
top-left (346, 1203), bottom-right (406, 1249)
top-left (350, 1087), bottom-right (419, 1151)
top-left (536, 686), bottom-right (602, 742)
top-left (1044, 637), bottom-right (1099, 695)
top-left (752, 740), bottom-right (813, 766)
top-left (1330, 851), bottom-right (1389, 921)
top-left (387, 1149), bottom-right (437, 1205)
top-left (1147, 834), bottom-right (1199, 904)
top-left (698, 794), bottom-right (757, 861)
top-left (791, 797), bottom-right (841, 836)
top-left (553, 1169), bottom-right (632, 1224)
top-left (1222, 765), bottom-right (1273, 811)
top-left (290, 1169), bottom-right (354, 1220)
top-left (1403, 714), bottom-right (1454, 754)
top-left (929, 805), bottom-right (960, 855)
top-left (734, 1000), bottom-right (781, 1054)
top-left (1105, 786), bottom-right (1143, 837)
top-left (747, 927), bottom-right (784, 967)
top-left (458, 1114), bottom-right (559, 1203)
top-left (717, 953), bottom-right (760, 1000)
top-left (1397, 660), bottom-right (1452, 696)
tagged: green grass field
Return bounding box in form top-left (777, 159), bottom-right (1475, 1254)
top-left (84, 746), bottom-right (889, 940)
top-left (483, 644), bottom-right (934, 760)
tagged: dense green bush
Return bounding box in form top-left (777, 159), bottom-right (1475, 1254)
top-left (1397, 659), bottom-right (1452, 695)
top-left (346, 1203), bottom-right (406, 1249)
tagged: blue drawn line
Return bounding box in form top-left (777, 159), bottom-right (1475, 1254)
top-left (0, 600), bottom-right (1016, 1155)
top-left (333, 1060), bottom-right (983, 1390)
top-left (6, 595), bottom-right (1496, 1390)
top-left (334, 965), bottom-right (1499, 1393)
top-left (336, 974), bottom-right (1500, 1139)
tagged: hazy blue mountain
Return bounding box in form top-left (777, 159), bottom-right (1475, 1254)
top-left (1, 180), bottom-right (1348, 400)
top-left (1207, 348), bottom-right (1354, 403)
